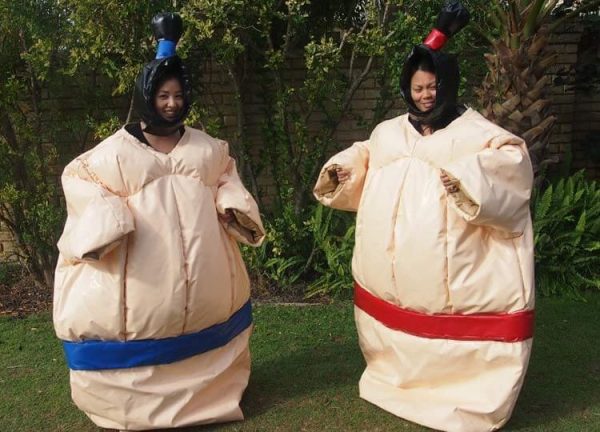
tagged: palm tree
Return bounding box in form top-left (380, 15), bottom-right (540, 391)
top-left (472, 0), bottom-right (600, 183)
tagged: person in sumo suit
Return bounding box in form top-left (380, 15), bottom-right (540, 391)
top-left (53, 12), bottom-right (265, 431)
top-left (314, 1), bottom-right (535, 431)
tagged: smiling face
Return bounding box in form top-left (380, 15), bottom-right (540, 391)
top-left (410, 69), bottom-right (437, 112)
top-left (153, 77), bottom-right (184, 122)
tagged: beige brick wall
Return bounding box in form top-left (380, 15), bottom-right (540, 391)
top-left (0, 222), bottom-right (16, 261)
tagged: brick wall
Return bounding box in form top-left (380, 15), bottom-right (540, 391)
top-left (571, 23), bottom-right (600, 177)
top-left (0, 222), bottom-right (16, 261)
top-left (548, 21), bottom-right (600, 178)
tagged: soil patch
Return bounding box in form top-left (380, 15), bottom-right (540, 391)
top-left (0, 273), bottom-right (329, 318)
top-left (0, 275), bottom-right (52, 318)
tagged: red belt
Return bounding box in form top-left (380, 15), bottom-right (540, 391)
top-left (354, 282), bottom-right (534, 342)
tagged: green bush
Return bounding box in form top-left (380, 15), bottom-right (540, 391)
top-left (305, 205), bottom-right (355, 300)
top-left (0, 262), bottom-right (24, 287)
top-left (532, 171), bottom-right (600, 298)
top-left (241, 198), bottom-right (314, 298)
top-left (242, 203), bottom-right (356, 299)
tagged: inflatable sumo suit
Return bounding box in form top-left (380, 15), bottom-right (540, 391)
top-left (53, 12), bottom-right (265, 430)
top-left (314, 2), bottom-right (535, 431)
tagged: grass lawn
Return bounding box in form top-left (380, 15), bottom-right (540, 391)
top-left (1, 295), bottom-right (599, 432)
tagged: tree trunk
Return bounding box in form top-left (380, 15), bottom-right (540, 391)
top-left (477, 30), bottom-right (558, 181)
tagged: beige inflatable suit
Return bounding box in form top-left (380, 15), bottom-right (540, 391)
top-left (314, 108), bottom-right (535, 432)
top-left (54, 126), bottom-right (264, 430)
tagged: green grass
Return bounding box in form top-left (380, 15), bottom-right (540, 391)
top-left (1, 295), bottom-right (600, 432)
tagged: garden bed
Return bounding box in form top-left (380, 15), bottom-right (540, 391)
top-left (0, 274), bottom-right (51, 318)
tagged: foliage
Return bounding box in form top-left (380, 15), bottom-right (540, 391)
top-left (0, 262), bottom-right (23, 287)
top-left (181, 0), bottom-right (400, 213)
top-left (532, 171), bottom-right (600, 298)
top-left (241, 203), bottom-right (356, 299)
top-left (241, 201), bottom-right (312, 297)
top-left (64, 0), bottom-right (173, 106)
top-left (305, 205), bottom-right (355, 299)
top-left (0, 0), bottom-right (70, 288)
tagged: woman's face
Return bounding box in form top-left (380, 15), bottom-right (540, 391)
top-left (154, 77), bottom-right (184, 121)
top-left (410, 70), bottom-right (437, 112)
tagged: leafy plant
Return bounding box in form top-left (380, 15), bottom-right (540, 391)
top-left (305, 205), bottom-right (355, 299)
top-left (0, 262), bottom-right (23, 287)
top-left (532, 171), bottom-right (600, 298)
top-left (241, 197), bottom-right (314, 298)
top-left (241, 203), bottom-right (356, 299)
top-left (242, 237), bottom-right (307, 298)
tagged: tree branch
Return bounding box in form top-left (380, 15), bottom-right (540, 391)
top-left (348, 18), bottom-right (369, 84)
top-left (18, 29), bottom-right (50, 188)
top-left (125, 89), bottom-right (135, 124)
top-left (226, 64), bottom-right (262, 209)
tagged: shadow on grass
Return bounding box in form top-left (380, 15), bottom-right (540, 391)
top-left (505, 295), bottom-right (600, 430)
top-left (242, 338), bottom-right (364, 418)
top-left (180, 304), bottom-right (366, 431)
top-left (175, 337), bottom-right (365, 431)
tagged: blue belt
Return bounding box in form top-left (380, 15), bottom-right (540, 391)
top-left (62, 300), bottom-right (252, 371)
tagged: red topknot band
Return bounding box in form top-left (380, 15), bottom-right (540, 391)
top-left (423, 28), bottom-right (448, 50)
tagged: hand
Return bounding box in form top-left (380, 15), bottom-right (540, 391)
top-left (335, 167), bottom-right (351, 184)
top-left (218, 209), bottom-right (235, 224)
top-left (440, 170), bottom-right (460, 194)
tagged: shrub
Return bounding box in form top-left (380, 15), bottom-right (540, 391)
top-left (241, 194), bottom-right (315, 298)
top-left (241, 203), bottom-right (356, 299)
top-left (532, 171), bottom-right (600, 298)
top-left (305, 205), bottom-right (355, 300)
top-left (0, 262), bottom-right (24, 287)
